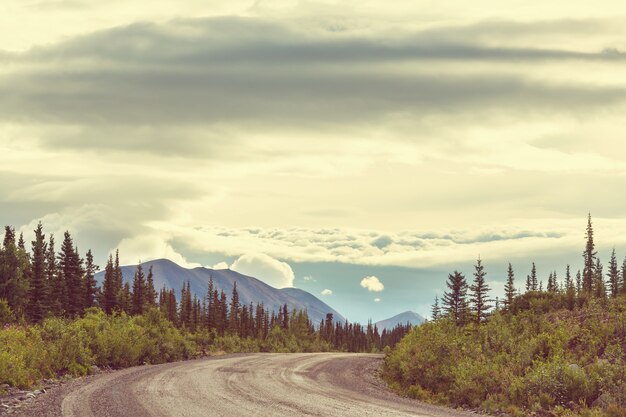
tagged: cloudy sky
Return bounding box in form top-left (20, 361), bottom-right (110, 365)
top-left (2, 0), bottom-right (626, 321)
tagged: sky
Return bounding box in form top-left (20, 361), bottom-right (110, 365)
top-left (2, 0), bottom-right (626, 322)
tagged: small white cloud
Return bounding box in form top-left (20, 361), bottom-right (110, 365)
top-left (360, 276), bottom-right (384, 292)
top-left (303, 275), bottom-right (316, 281)
top-left (374, 298), bottom-right (381, 302)
top-left (321, 288), bottom-right (333, 295)
top-left (230, 253), bottom-right (294, 288)
top-left (211, 261), bottom-right (230, 270)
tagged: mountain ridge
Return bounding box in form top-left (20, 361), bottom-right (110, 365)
top-left (94, 258), bottom-right (345, 324)
top-left (375, 310), bottom-right (425, 331)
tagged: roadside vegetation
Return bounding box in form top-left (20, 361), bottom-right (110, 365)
top-left (384, 214), bottom-right (626, 417)
top-left (0, 223), bottom-right (410, 391)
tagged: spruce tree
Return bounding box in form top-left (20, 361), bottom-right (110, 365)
top-left (576, 270), bottom-right (582, 295)
top-left (431, 296), bottom-right (441, 320)
top-left (83, 250), bottom-right (98, 309)
top-left (504, 263), bottom-right (516, 309)
top-left (531, 262), bottom-right (538, 291)
top-left (207, 275), bottom-right (215, 330)
top-left (46, 234), bottom-right (63, 315)
top-left (1, 227), bottom-right (30, 317)
top-left (118, 282), bottom-right (132, 313)
top-left (219, 290), bottom-right (228, 335)
top-left (131, 263), bottom-right (146, 315)
top-left (469, 258), bottom-right (491, 324)
top-left (607, 249), bottom-right (620, 298)
top-left (593, 258), bottom-right (606, 299)
top-left (622, 256), bottom-right (626, 295)
top-left (442, 270), bottom-right (468, 326)
top-left (58, 232), bottom-right (84, 316)
top-left (228, 282), bottom-right (240, 333)
top-left (145, 266), bottom-right (156, 308)
top-left (102, 255), bottom-right (117, 314)
top-left (582, 213), bottom-right (596, 294)
top-left (28, 222), bottom-right (48, 322)
top-left (565, 265), bottom-right (576, 310)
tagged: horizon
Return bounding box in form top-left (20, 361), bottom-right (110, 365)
top-left (3, 1), bottom-right (626, 323)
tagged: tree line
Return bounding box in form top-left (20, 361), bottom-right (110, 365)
top-left (0, 222), bottom-right (410, 353)
top-left (431, 213), bottom-right (626, 325)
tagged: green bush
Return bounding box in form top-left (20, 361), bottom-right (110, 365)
top-left (0, 308), bottom-right (197, 389)
top-left (383, 296), bottom-right (626, 417)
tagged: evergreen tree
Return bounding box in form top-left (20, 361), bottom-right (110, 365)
top-left (145, 266), bottom-right (156, 308)
top-left (83, 250), bottom-right (98, 309)
top-left (565, 265), bottom-right (576, 310)
top-left (582, 213), bottom-right (596, 294)
top-left (622, 256), bottom-right (626, 295)
top-left (102, 255), bottom-right (117, 314)
top-left (431, 296), bottom-right (441, 320)
top-left (531, 262), bottom-right (538, 291)
top-left (46, 234), bottom-right (63, 315)
top-left (607, 249), bottom-right (620, 298)
top-left (17, 233), bottom-right (25, 251)
top-left (131, 263), bottom-right (146, 315)
top-left (207, 275), bottom-right (215, 330)
top-left (593, 258), bottom-right (606, 299)
top-left (564, 265), bottom-right (573, 290)
top-left (547, 271), bottom-right (557, 293)
top-left (228, 282), bottom-right (240, 333)
top-left (219, 290), bottom-right (228, 335)
top-left (504, 263), bottom-right (516, 309)
top-left (469, 258), bottom-right (491, 324)
top-left (1, 227), bottom-right (30, 317)
top-left (282, 304), bottom-right (289, 330)
top-left (118, 282), bottom-right (132, 313)
top-left (442, 270), bottom-right (469, 326)
top-left (576, 269), bottom-right (582, 295)
top-left (58, 232), bottom-right (84, 316)
top-left (114, 250), bottom-right (123, 302)
top-left (28, 222), bottom-right (48, 321)
top-left (525, 274), bottom-right (532, 293)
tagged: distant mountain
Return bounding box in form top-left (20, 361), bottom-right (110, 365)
top-left (94, 258), bottom-right (345, 324)
top-left (375, 311), bottom-right (425, 331)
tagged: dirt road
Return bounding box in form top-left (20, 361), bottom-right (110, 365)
top-left (11, 353), bottom-right (469, 417)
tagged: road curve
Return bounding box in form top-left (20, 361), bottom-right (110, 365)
top-left (28, 353), bottom-right (464, 417)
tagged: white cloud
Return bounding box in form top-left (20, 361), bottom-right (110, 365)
top-left (116, 234), bottom-right (201, 269)
top-left (360, 276), bottom-right (384, 292)
top-left (303, 275), bottom-right (315, 281)
top-left (230, 253), bottom-right (295, 288)
top-left (211, 261), bottom-right (230, 270)
top-left (374, 298), bottom-right (381, 302)
top-left (321, 289), bottom-right (333, 295)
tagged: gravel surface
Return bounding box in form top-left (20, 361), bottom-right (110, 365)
top-left (5, 353), bottom-right (482, 417)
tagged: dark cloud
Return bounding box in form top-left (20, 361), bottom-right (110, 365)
top-left (0, 18), bottom-right (623, 126)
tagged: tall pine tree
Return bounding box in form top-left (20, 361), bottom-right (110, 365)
top-left (607, 249), bottom-right (620, 298)
top-left (443, 271), bottom-right (468, 326)
top-left (28, 222), bottom-right (48, 321)
top-left (504, 263), bottom-right (516, 309)
top-left (84, 250), bottom-right (99, 309)
top-left (469, 258), bottom-right (491, 324)
top-left (131, 263), bottom-right (146, 315)
top-left (582, 213), bottom-right (596, 294)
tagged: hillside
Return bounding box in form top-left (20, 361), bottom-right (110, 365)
top-left (95, 258), bottom-right (345, 324)
top-left (375, 311), bottom-right (425, 331)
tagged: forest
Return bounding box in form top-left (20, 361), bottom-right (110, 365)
top-left (0, 222), bottom-right (410, 390)
top-left (384, 214), bottom-right (626, 417)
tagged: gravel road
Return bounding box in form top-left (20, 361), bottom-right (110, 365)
top-left (8, 353), bottom-right (475, 417)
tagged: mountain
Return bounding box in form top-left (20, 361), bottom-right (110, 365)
top-left (375, 311), bottom-right (425, 331)
top-left (94, 258), bottom-right (345, 324)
